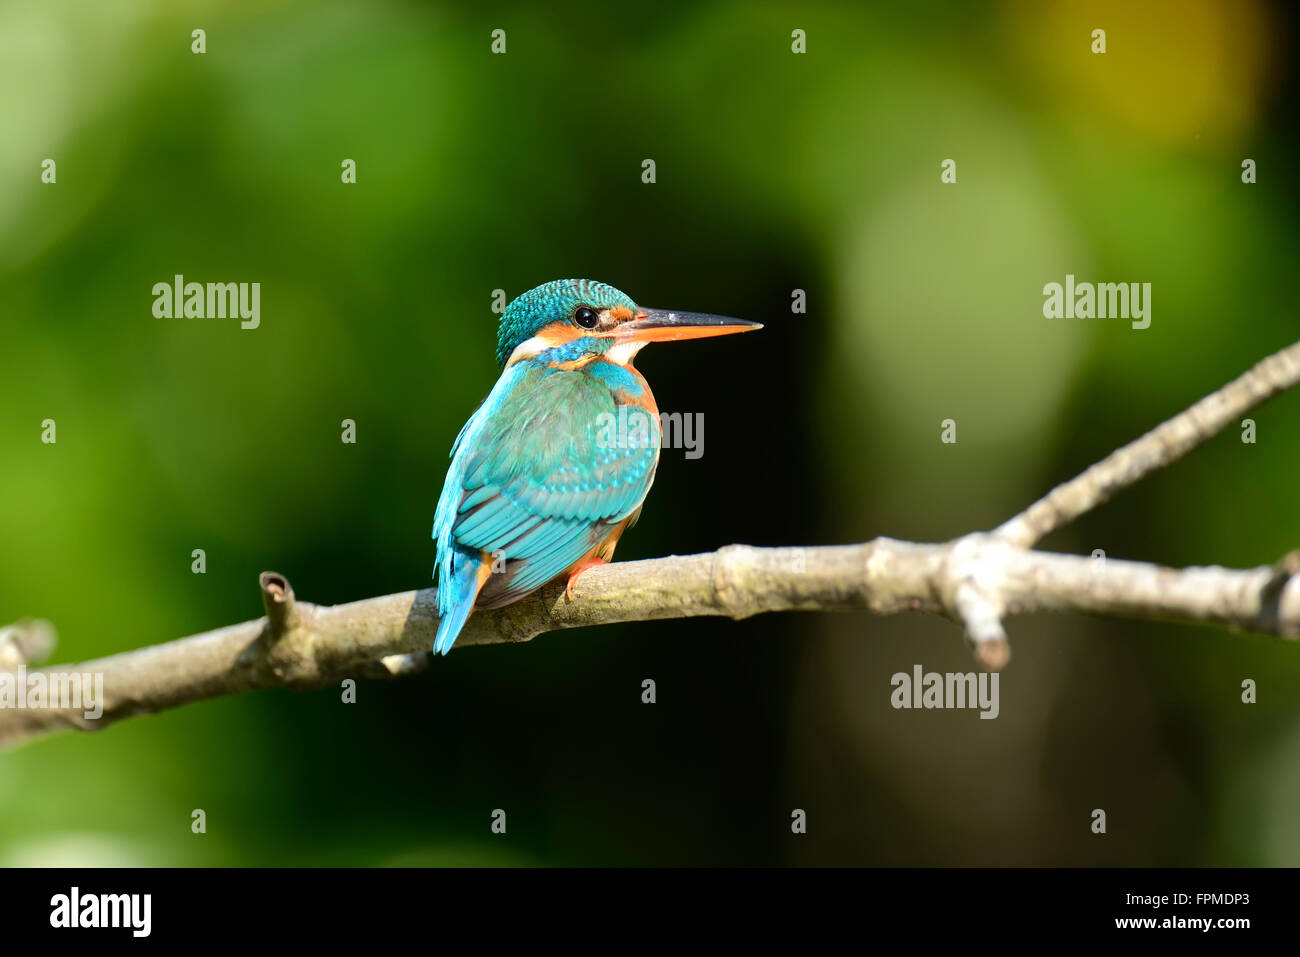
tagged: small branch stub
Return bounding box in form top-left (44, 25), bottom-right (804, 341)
top-left (943, 534), bottom-right (1013, 671)
top-left (0, 619), bottom-right (57, 672)
top-left (259, 571), bottom-right (297, 636)
top-left (1262, 550), bottom-right (1300, 639)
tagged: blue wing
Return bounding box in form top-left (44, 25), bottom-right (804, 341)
top-left (432, 363), bottom-right (659, 653)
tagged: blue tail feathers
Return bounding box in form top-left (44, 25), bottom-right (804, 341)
top-left (434, 545), bottom-right (483, 655)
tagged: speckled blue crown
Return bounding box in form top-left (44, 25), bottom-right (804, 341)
top-left (496, 279), bottom-right (637, 367)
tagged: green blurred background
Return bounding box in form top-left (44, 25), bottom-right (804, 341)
top-left (2, 0), bottom-right (1298, 865)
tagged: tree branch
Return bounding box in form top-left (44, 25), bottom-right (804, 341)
top-left (2, 339), bottom-right (1298, 750)
top-left (2, 538), bottom-right (1297, 748)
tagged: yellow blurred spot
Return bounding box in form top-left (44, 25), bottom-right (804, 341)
top-left (1004, 0), bottom-right (1276, 147)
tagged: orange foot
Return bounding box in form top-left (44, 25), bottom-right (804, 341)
top-left (565, 556), bottom-right (609, 600)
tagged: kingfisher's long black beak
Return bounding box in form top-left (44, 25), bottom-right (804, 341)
top-left (613, 308), bottom-right (763, 344)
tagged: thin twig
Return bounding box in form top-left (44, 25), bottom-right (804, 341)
top-left (995, 339), bottom-right (1300, 547)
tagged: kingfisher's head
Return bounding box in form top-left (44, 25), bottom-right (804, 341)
top-left (496, 278), bottom-right (760, 369)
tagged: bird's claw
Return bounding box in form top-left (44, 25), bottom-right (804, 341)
top-left (565, 556), bottom-right (609, 600)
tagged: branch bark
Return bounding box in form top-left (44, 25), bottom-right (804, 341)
top-left (2, 338), bottom-right (1298, 750)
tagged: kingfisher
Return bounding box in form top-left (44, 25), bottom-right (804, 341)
top-left (431, 278), bottom-right (761, 654)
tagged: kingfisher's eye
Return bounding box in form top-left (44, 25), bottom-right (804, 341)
top-left (573, 306), bottom-right (599, 329)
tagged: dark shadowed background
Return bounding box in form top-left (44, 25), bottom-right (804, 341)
top-left (1, 0), bottom-right (1298, 865)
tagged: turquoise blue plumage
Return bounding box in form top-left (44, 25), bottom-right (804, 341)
top-left (431, 279), bottom-right (759, 654)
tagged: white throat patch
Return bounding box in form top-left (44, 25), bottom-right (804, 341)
top-left (607, 340), bottom-right (648, 366)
